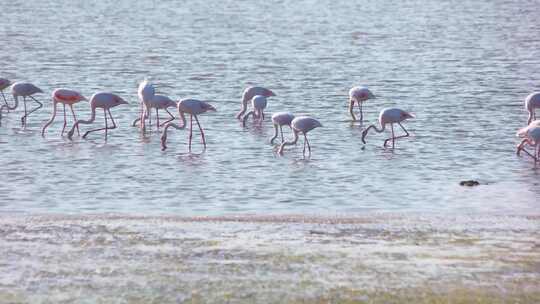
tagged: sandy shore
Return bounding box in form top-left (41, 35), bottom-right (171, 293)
top-left (0, 213), bottom-right (539, 303)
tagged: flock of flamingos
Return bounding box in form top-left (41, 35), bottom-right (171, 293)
top-left (0, 78), bottom-right (539, 162)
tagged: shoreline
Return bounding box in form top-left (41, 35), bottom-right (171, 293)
top-left (0, 213), bottom-right (539, 302)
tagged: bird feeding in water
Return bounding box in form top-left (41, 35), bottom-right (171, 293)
top-left (137, 79), bottom-right (156, 133)
top-left (270, 112), bottom-right (295, 144)
top-left (278, 116), bottom-right (322, 157)
top-left (516, 120), bottom-right (540, 164)
top-left (525, 92), bottom-right (540, 125)
top-left (242, 95), bottom-right (267, 127)
top-left (0, 82), bottom-right (43, 127)
top-left (132, 94), bottom-right (176, 130)
top-left (160, 99), bottom-right (216, 151)
top-left (237, 86), bottom-right (275, 120)
top-left (0, 78), bottom-right (11, 109)
top-left (67, 92), bottom-right (128, 141)
top-left (361, 108), bottom-right (414, 148)
top-left (42, 89), bottom-right (87, 137)
top-left (348, 86), bottom-right (375, 122)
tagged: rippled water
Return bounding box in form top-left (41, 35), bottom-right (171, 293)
top-left (1, 0), bottom-right (539, 215)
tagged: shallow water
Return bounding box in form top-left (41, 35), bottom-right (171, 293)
top-left (1, 0), bottom-right (540, 215)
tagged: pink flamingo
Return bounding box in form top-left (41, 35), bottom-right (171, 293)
top-left (0, 82), bottom-right (43, 127)
top-left (42, 89), bottom-right (87, 137)
top-left (132, 94), bottom-right (176, 130)
top-left (349, 86), bottom-right (375, 121)
top-left (161, 99), bottom-right (216, 151)
top-left (67, 92), bottom-right (128, 141)
top-left (278, 116), bottom-right (322, 156)
top-left (0, 78), bottom-right (11, 109)
top-left (237, 86), bottom-right (275, 119)
top-left (242, 95), bottom-right (267, 127)
top-left (137, 79), bottom-right (155, 133)
top-left (361, 108), bottom-right (415, 148)
top-left (516, 120), bottom-right (540, 163)
top-left (525, 92), bottom-right (540, 125)
top-left (270, 112), bottom-right (295, 144)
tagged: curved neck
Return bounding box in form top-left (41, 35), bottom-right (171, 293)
top-left (41, 101), bottom-right (58, 135)
top-left (279, 130), bottom-right (299, 154)
top-left (270, 124), bottom-right (279, 143)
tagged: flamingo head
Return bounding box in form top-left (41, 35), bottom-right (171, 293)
top-left (115, 95), bottom-right (129, 105)
top-left (202, 101), bottom-right (216, 112)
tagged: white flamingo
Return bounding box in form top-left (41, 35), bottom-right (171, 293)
top-left (237, 86), bottom-right (275, 119)
top-left (270, 112), bottom-right (295, 144)
top-left (278, 116), bottom-right (322, 157)
top-left (361, 108), bottom-right (414, 148)
top-left (0, 82), bottom-right (43, 127)
top-left (348, 86), bottom-right (375, 121)
top-left (242, 95), bottom-right (267, 127)
top-left (132, 94), bottom-right (176, 130)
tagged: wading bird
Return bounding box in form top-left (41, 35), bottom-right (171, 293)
top-left (42, 89), bottom-right (87, 137)
top-left (0, 82), bottom-right (43, 127)
top-left (525, 92), bottom-right (540, 125)
top-left (361, 108), bottom-right (414, 148)
top-left (67, 92), bottom-right (128, 141)
top-left (236, 86), bottom-right (275, 119)
top-left (242, 95), bottom-right (267, 127)
top-left (516, 120), bottom-right (540, 163)
top-left (278, 116), bottom-right (322, 157)
top-left (0, 78), bottom-right (11, 108)
top-left (132, 94), bottom-right (176, 130)
top-left (161, 99), bottom-right (216, 151)
top-left (137, 79), bottom-right (155, 133)
top-left (270, 112), bottom-right (295, 144)
top-left (349, 86), bottom-right (375, 122)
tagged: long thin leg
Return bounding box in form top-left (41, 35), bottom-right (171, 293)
top-left (160, 108), bottom-right (175, 126)
top-left (305, 134), bottom-right (312, 153)
top-left (0, 90), bottom-right (8, 110)
top-left (23, 95), bottom-right (43, 124)
top-left (61, 103), bottom-right (67, 136)
top-left (520, 145), bottom-right (537, 160)
top-left (82, 109), bottom-right (111, 139)
top-left (517, 139), bottom-right (531, 156)
top-left (155, 108), bottom-right (160, 130)
top-left (194, 114), bottom-right (206, 148)
top-left (22, 97), bottom-right (27, 126)
top-left (189, 114), bottom-right (193, 151)
top-left (148, 107), bottom-right (152, 126)
top-left (357, 102), bottom-right (363, 123)
top-left (302, 134), bottom-right (307, 156)
top-left (280, 125), bottom-right (284, 142)
top-left (69, 104), bottom-right (80, 136)
top-left (104, 109), bottom-right (108, 140)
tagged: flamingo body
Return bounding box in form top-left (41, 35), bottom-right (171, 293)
top-left (132, 94), bottom-right (177, 129)
top-left (137, 79), bottom-right (155, 133)
top-left (362, 108), bottom-right (414, 148)
top-left (516, 120), bottom-right (540, 163)
top-left (0, 82), bottom-right (43, 127)
top-left (278, 116), bottom-right (322, 156)
top-left (237, 86), bottom-right (275, 119)
top-left (161, 99), bottom-right (216, 151)
top-left (525, 92), bottom-right (540, 124)
top-left (42, 88), bottom-right (87, 136)
top-left (67, 92), bottom-right (128, 140)
top-left (348, 86), bottom-right (375, 121)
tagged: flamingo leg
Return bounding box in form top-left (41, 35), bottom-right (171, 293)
top-left (357, 102), bottom-right (363, 123)
top-left (22, 96), bottom-right (27, 126)
top-left (194, 114), bottom-right (206, 148)
top-left (148, 107), bottom-right (152, 126)
top-left (520, 145), bottom-right (537, 160)
top-left (155, 108), bottom-right (160, 130)
top-left (242, 110), bottom-right (255, 127)
top-left (280, 125), bottom-right (284, 142)
top-left (0, 90), bottom-right (8, 110)
top-left (189, 114), bottom-right (193, 151)
top-left (305, 134), bottom-right (312, 154)
top-left (69, 105), bottom-right (80, 136)
top-left (82, 109), bottom-right (113, 140)
top-left (22, 95), bottom-right (43, 125)
top-left (517, 139), bottom-right (531, 156)
top-left (61, 103), bottom-right (67, 136)
top-left (160, 108), bottom-right (175, 126)
top-left (302, 134), bottom-right (307, 156)
top-left (261, 110), bottom-right (265, 122)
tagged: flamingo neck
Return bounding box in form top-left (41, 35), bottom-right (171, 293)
top-left (278, 130), bottom-right (299, 154)
top-left (270, 124), bottom-right (279, 144)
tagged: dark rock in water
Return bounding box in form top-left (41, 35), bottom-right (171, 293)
top-left (460, 180), bottom-right (480, 187)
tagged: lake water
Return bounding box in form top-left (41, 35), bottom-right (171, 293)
top-left (2, 0), bottom-right (540, 302)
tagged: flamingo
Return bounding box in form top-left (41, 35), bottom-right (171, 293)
top-left (137, 79), bottom-right (155, 133)
top-left (361, 108), bottom-right (414, 148)
top-left (525, 92), bottom-right (540, 125)
top-left (349, 86), bottom-right (375, 121)
top-left (161, 99), bottom-right (216, 151)
top-left (278, 116), bottom-right (322, 157)
top-left (41, 89), bottom-right (87, 137)
top-left (0, 78), bottom-right (11, 109)
top-left (236, 86), bottom-right (275, 119)
top-left (67, 92), bottom-right (128, 141)
top-left (132, 94), bottom-right (176, 130)
top-left (0, 82), bottom-right (43, 127)
top-left (270, 112), bottom-right (295, 144)
top-left (242, 95), bottom-right (267, 127)
top-left (516, 120), bottom-right (540, 163)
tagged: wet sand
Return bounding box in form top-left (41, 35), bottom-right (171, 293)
top-left (0, 213), bottom-right (539, 303)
